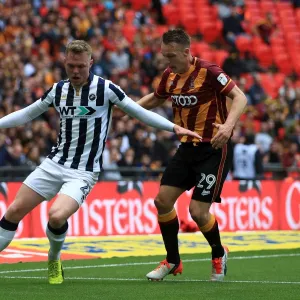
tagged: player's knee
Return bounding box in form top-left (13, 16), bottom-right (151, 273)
top-left (154, 194), bottom-right (170, 210)
top-left (189, 207), bottom-right (210, 225)
top-left (48, 208), bottom-right (66, 228)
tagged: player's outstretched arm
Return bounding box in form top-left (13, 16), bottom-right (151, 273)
top-left (119, 97), bottom-right (202, 141)
top-left (136, 93), bottom-right (167, 110)
top-left (0, 99), bottom-right (50, 129)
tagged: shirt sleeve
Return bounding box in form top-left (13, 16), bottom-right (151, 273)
top-left (107, 82), bottom-right (126, 105)
top-left (154, 69), bottom-right (171, 99)
top-left (0, 85), bottom-right (55, 128)
top-left (208, 64), bottom-right (236, 95)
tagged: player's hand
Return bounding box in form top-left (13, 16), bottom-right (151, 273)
top-left (173, 125), bottom-right (202, 141)
top-left (211, 123), bottom-right (233, 149)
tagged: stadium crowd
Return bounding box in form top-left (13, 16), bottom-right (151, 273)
top-left (0, 0), bottom-right (299, 180)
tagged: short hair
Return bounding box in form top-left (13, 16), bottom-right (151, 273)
top-left (65, 40), bottom-right (92, 58)
top-left (162, 29), bottom-right (191, 48)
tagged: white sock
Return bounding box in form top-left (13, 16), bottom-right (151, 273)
top-left (0, 227), bottom-right (16, 251)
top-left (46, 225), bottom-right (68, 261)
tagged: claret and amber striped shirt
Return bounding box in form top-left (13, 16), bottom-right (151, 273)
top-left (154, 57), bottom-right (236, 143)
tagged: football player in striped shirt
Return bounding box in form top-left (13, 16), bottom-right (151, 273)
top-left (0, 40), bottom-right (201, 284)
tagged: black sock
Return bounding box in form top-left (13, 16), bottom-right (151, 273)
top-left (47, 222), bottom-right (68, 235)
top-left (159, 217), bottom-right (180, 264)
top-left (0, 216), bottom-right (18, 231)
top-left (202, 220), bottom-right (224, 259)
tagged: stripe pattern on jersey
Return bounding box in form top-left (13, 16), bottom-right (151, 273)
top-left (48, 74), bottom-right (116, 172)
top-left (155, 58), bottom-right (235, 143)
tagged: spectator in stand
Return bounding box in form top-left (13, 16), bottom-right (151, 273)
top-left (253, 12), bottom-right (277, 45)
top-left (117, 148), bottom-right (136, 178)
top-left (233, 134), bottom-right (264, 180)
top-left (263, 141), bottom-right (282, 164)
top-left (222, 7), bottom-right (249, 47)
top-left (102, 147), bottom-right (122, 181)
top-left (279, 77), bottom-right (296, 110)
top-left (222, 50), bottom-right (246, 78)
top-left (248, 74), bottom-right (267, 106)
top-left (242, 51), bottom-right (266, 73)
top-left (255, 121), bottom-right (273, 154)
top-left (110, 43), bottom-right (130, 74)
top-left (282, 142), bottom-right (300, 168)
top-left (290, 123), bottom-right (300, 151)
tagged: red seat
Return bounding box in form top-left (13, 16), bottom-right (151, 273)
top-left (254, 44), bottom-right (273, 67)
top-left (235, 36), bottom-right (252, 53)
top-left (192, 42), bottom-right (210, 56)
top-left (275, 2), bottom-right (293, 10)
top-left (259, 73), bottom-right (277, 98)
top-left (162, 5), bottom-right (180, 25)
top-left (274, 54), bottom-right (293, 74)
top-left (201, 21), bottom-right (222, 43)
top-left (200, 51), bottom-right (213, 62)
top-left (274, 73), bottom-right (285, 90)
top-left (130, 0), bottom-right (150, 10)
top-left (214, 50), bottom-right (229, 67)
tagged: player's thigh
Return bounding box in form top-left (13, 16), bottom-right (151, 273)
top-left (161, 147), bottom-right (194, 192)
top-left (59, 169), bottom-right (98, 208)
top-left (6, 166), bottom-right (62, 222)
top-left (192, 143), bottom-right (232, 203)
top-left (5, 184), bottom-right (45, 222)
top-left (23, 164), bottom-right (63, 201)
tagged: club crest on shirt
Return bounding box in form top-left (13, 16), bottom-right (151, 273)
top-left (89, 94), bottom-right (96, 101)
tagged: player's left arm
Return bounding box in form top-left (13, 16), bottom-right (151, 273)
top-left (211, 86), bottom-right (247, 149)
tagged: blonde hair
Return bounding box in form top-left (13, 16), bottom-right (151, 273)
top-left (65, 40), bottom-right (92, 58)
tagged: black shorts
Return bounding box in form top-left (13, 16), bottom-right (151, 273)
top-left (161, 142), bottom-right (233, 203)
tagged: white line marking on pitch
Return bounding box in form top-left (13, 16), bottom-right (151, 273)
top-left (0, 253), bottom-right (299, 275)
top-left (1, 276), bottom-right (300, 285)
top-left (1, 249), bottom-right (48, 257)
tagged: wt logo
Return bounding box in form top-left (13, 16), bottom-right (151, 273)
top-left (59, 106), bottom-right (96, 117)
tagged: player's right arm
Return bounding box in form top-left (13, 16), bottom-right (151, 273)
top-left (0, 85), bottom-right (55, 128)
top-left (136, 93), bottom-right (167, 110)
top-left (137, 69), bottom-right (170, 110)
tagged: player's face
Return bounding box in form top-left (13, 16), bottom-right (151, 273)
top-left (64, 51), bottom-right (93, 87)
top-left (161, 42), bottom-right (190, 74)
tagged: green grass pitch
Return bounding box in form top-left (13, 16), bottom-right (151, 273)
top-left (0, 248), bottom-right (299, 300)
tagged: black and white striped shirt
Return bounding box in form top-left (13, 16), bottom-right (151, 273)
top-left (41, 73), bottom-right (130, 172)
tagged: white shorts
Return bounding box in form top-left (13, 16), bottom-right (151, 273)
top-left (23, 158), bottom-right (99, 206)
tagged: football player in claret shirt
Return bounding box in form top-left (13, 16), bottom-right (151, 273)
top-left (137, 29), bottom-right (247, 281)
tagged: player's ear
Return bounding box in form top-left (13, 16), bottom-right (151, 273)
top-left (90, 58), bottom-right (94, 67)
top-left (183, 47), bottom-right (190, 56)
